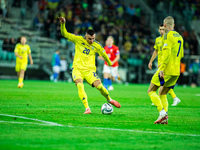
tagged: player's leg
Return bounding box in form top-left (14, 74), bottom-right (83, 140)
top-left (93, 80), bottom-right (121, 108)
top-left (169, 89), bottom-right (181, 106)
top-left (158, 86), bottom-right (167, 112)
top-left (103, 65), bottom-right (110, 90)
top-left (148, 83), bottom-right (163, 112)
top-left (72, 68), bottom-right (90, 114)
top-left (159, 76), bottom-right (179, 124)
top-left (108, 74), bottom-right (113, 91)
top-left (108, 66), bottom-right (118, 91)
top-left (148, 71), bottom-right (168, 124)
top-left (15, 62), bottom-right (21, 87)
top-left (53, 66), bottom-right (60, 82)
top-left (17, 63), bottom-right (27, 88)
top-left (85, 70), bottom-right (121, 108)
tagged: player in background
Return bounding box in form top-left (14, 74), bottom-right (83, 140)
top-left (100, 36), bottom-right (120, 91)
top-left (148, 24), bottom-right (181, 106)
top-left (58, 17), bottom-right (121, 114)
top-left (51, 50), bottom-right (61, 82)
top-left (147, 16), bottom-right (184, 124)
top-left (14, 36), bottom-right (33, 88)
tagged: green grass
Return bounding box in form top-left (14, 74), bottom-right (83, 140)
top-left (0, 80), bottom-right (200, 150)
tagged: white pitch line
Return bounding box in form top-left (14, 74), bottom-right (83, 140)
top-left (71, 126), bottom-right (200, 137)
top-left (0, 114), bottom-right (63, 126)
top-left (0, 121), bottom-right (49, 126)
top-left (196, 94), bottom-right (200, 96)
top-left (0, 114), bottom-right (199, 137)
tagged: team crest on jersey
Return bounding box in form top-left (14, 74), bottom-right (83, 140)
top-left (82, 43), bottom-right (85, 45)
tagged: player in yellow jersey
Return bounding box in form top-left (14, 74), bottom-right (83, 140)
top-left (58, 17), bottom-right (121, 114)
top-left (148, 24), bottom-right (181, 106)
top-left (147, 16), bottom-right (184, 124)
top-left (14, 36), bottom-right (33, 88)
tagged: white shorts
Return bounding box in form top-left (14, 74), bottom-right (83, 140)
top-left (103, 65), bottom-right (118, 77)
top-left (53, 66), bottom-right (60, 73)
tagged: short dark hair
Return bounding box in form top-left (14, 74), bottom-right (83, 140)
top-left (159, 24), bottom-right (164, 27)
top-left (86, 29), bottom-right (95, 36)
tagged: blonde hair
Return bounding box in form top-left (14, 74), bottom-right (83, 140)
top-left (107, 36), bottom-right (114, 41)
top-left (164, 16), bottom-right (174, 28)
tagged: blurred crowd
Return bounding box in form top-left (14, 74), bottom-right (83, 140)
top-left (0, 0), bottom-right (199, 58)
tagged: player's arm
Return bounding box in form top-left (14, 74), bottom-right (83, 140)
top-left (148, 50), bottom-right (158, 70)
top-left (99, 49), bottom-right (112, 66)
top-left (28, 53), bottom-right (33, 65)
top-left (14, 45), bottom-right (23, 59)
top-left (58, 17), bottom-right (76, 43)
top-left (159, 36), bottom-right (172, 78)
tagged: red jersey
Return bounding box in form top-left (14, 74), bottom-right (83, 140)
top-left (104, 45), bottom-right (120, 67)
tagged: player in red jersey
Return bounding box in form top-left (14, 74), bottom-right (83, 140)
top-left (102, 36), bottom-right (120, 90)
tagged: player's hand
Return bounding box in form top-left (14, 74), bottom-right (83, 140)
top-left (19, 56), bottom-right (23, 59)
top-left (98, 56), bottom-right (104, 60)
top-left (159, 71), bottom-right (164, 79)
top-left (58, 17), bottom-right (66, 24)
top-left (148, 62), bottom-right (152, 70)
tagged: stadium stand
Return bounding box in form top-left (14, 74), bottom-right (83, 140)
top-left (0, 0), bottom-right (199, 85)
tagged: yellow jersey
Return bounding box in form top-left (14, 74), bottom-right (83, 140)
top-left (159, 30), bottom-right (184, 76)
top-left (61, 23), bottom-right (111, 71)
top-left (153, 36), bottom-right (163, 65)
top-left (14, 43), bottom-right (31, 63)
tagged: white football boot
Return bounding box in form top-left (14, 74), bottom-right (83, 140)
top-left (171, 97), bottom-right (181, 106)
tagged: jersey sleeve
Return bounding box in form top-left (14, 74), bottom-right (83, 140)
top-left (60, 23), bottom-right (77, 43)
top-left (115, 46), bottom-right (120, 55)
top-left (28, 45), bottom-right (31, 54)
top-left (14, 44), bottom-right (19, 53)
top-left (97, 46), bottom-right (112, 66)
top-left (159, 33), bottom-right (172, 71)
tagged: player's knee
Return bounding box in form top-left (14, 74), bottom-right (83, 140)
top-left (93, 80), bottom-right (101, 88)
top-left (75, 79), bottom-right (83, 86)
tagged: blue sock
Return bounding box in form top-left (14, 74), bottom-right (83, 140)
top-left (103, 78), bottom-right (108, 90)
top-left (53, 73), bottom-right (58, 80)
top-left (108, 78), bottom-right (112, 86)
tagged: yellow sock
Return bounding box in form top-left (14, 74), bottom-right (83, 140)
top-left (148, 91), bottom-right (163, 112)
top-left (96, 84), bottom-right (111, 101)
top-left (160, 95), bottom-right (168, 112)
top-left (168, 89), bottom-right (176, 99)
top-left (77, 83), bottom-right (89, 108)
top-left (19, 78), bottom-right (23, 83)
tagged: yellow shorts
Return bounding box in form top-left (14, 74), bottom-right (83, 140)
top-left (15, 61), bottom-right (28, 72)
top-left (151, 70), bottom-right (179, 89)
top-left (72, 68), bottom-right (100, 86)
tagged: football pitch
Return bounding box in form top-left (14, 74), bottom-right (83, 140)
top-left (0, 80), bottom-right (200, 150)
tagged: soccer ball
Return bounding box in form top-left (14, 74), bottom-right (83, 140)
top-left (101, 103), bottom-right (113, 115)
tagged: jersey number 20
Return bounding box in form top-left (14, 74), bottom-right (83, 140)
top-left (83, 48), bottom-right (90, 55)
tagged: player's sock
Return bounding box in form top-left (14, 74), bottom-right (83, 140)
top-left (103, 78), bottom-right (108, 90)
top-left (19, 78), bottom-right (23, 83)
top-left (148, 91), bottom-right (163, 112)
top-left (96, 83), bottom-right (111, 101)
top-left (108, 78), bottom-right (112, 86)
top-left (160, 95), bottom-right (168, 112)
top-left (53, 73), bottom-right (58, 80)
top-left (77, 83), bottom-right (89, 108)
top-left (168, 89), bottom-right (176, 99)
